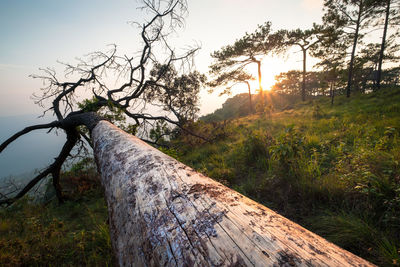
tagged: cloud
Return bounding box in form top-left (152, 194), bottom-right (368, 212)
top-left (301, 0), bottom-right (323, 11)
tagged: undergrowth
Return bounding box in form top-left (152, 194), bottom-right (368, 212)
top-left (2, 88), bottom-right (400, 266)
top-left (0, 160), bottom-right (112, 266)
top-left (176, 88), bottom-right (400, 266)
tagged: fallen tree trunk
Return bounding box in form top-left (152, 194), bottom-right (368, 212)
top-left (92, 120), bottom-right (374, 266)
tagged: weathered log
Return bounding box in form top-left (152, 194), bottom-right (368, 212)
top-left (92, 120), bottom-right (374, 266)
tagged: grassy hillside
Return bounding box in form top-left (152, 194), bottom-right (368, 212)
top-left (177, 88), bottom-right (400, 266)
top-left (1, 88), bottom-right (399, 266)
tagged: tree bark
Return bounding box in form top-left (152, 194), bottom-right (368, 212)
top-left (91, 120), bottom-right (375, 266)
top-left (346, 0), bottom-right (363, 98)
top-left (302, 48), bottom-right (307, 101)
top-left (376, 0), bottom-right (391, 90)
top-left (256, 60), bottom-right (263, 95)
top-left (255, 59), bottom-right (265, 111)
top-left (245, 81), bottom-right (253, 113)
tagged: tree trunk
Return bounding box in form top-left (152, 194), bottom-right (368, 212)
top-left (302, 48), bottom-right (307, 101)
top-left (255, 60), bottom-right (265, 111)
top-left (91, 120), bottom-right (375, 266)
top-left (246, 81), bottom-right (253, 113)
top-left (330, 82), bottom-right (335, 106)
top-left (257, 60), bottom-right (263, 95)
top-left (346, 0), bottom-right (363, 98)
top-left (376, 0), bottom-right (391, 90)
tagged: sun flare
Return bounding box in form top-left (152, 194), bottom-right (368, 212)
top-left (246, 61), bottom-right (282, 93)
top-left (246, 57), bottom-right (292, 94)
top-left (225, 57), bottom-right (294, 96)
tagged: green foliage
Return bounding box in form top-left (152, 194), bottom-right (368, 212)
top-left (78, 97), bottom-right (100, 112)
top-left (312, 102), bottom-right (324, 119)
top-left (209, 22), bottom-right (276, 72)
top-left (176, 87), bottom-right (400, 265)
top-left (307, 212), bottom-right (379, 255)
top-left (147, 63), bottom-right (206, 122)
top-left (271, 125), bottom-right (304, 162)
top-left (158, 146), bottom-right (181, 161)
top-left (78, 96), bottom-right (134, 136)
top-left (242, 129), bottom-right (273, 166)
top-left (150, 120), bottom-right (170, 144)
top-left (376, 126), bottom-right (397, 150)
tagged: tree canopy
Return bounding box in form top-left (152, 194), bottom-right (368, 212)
top-left (209, 22), bottom-right (285, 98)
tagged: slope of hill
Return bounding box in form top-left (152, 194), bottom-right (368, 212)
top-left (1, 88), bottom-right (399, 266)
top-left (177, 88), bottom-right (400, 266)
top-left (200, 92), bottom-right (301, 122)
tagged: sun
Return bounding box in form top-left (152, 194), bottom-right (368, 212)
top-left (262, 75), bottom-right (276, 91)
top-left (246, 57), bottom-right (293, 93)
top-left (248, 79), bottom-right (273, 94)
top-left (247, 65), bottom-right (277, 93)
top-left (227, 57), bottom-right (291, 96)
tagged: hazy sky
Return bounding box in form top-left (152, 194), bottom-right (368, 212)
top-left (0, 0), bottom-right (324, 117)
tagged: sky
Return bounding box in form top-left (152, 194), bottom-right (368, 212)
top-left (0, 0), bottom-right (324, 117)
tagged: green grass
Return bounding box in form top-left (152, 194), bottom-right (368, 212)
top-left (176, 88), bottom-right (400, 266)
top-left (0, 164), bottom-right (112, 266)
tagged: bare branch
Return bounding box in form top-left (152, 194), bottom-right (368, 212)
top-left (0, 121), bottom-right (60, 153)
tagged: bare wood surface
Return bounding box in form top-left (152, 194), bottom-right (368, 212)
top-left (92, 120), bottom-right (375, 266)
